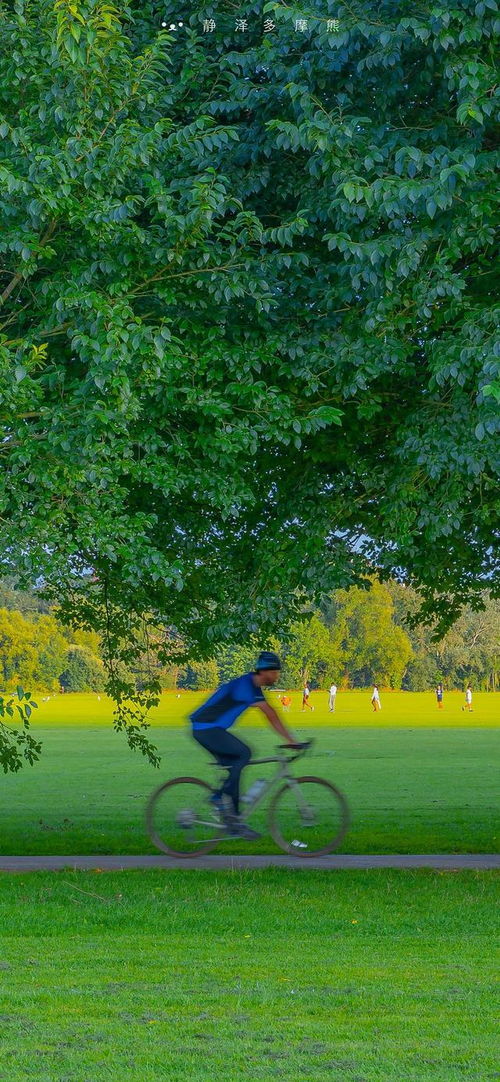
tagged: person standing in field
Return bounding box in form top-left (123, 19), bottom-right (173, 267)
top-left (302, 682), bottom-right (314, 712)
top-left (462, 685), bottom-right (473, 712)
top-left (436, 683), bottom-right (444, 709)
top-left (279, 694), bottom-right (292, 711)
top-left (328, 683), bottom-right (337, 713)
top-left (371, 685), bottom-right (381, 712)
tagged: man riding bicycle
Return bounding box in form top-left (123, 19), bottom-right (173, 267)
top-left (189, 651), bottom-right (301, 840)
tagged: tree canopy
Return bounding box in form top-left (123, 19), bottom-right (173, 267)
top-left (0, 0), bottom-right (498, 765)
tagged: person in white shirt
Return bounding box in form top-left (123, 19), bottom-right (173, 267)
top-left (328, 683), bottom-right (337, 713)
top-left (302, 682), bottom-right (314, 711)
top-left (371, 685), bottom-right (381, 712)
top-left (462, 685), bottom-right (473, 712)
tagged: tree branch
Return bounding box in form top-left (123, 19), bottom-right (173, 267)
top-left (0, 221), bottom-right (57, 308)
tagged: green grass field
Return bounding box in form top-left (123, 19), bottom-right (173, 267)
top-left (28, 687), bottom-right (500, 728)
top-left (0, 868), bottom-right (497, 1082)
top-left (1, 691), bottom-right (498, 855)
top-left (2, 693), bottom-right (498, 1081)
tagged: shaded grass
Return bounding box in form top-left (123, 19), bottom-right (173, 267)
top-left (0, 868), bottom-right (498, 1081)
top-left (1, 725), bottom-right (498, 855)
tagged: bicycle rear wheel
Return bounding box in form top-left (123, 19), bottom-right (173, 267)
top-left (269, 776), bottom-right (349, 857)
top-left (145, 777), bottom-right (223, 857)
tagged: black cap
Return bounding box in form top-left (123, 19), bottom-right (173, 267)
top-left (255, 651), bottom-right (282, 671)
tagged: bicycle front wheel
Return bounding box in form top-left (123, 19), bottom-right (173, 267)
top-left (269, 776), bottom-right (350, 857)
top-left (145, 777), bottom-right (223, 857)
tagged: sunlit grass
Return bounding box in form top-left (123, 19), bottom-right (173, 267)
top-left (30, 688), bottom-right (499, 728)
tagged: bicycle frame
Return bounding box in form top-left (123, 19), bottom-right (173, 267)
top-left (212, 746), bottom-right (311, 820)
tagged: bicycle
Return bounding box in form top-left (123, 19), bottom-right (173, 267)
top-left (145, 739), bottom-right (350, 858)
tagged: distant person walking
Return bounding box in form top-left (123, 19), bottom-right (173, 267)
top-left (371, 685), bottom-right (381, 712)
top-left (328, 683), bottom-right (337, 713)
top-left (302, 682), bottom-right (314, 712)
top-left (462, 685), bottom-right (473, 713)
top-left (436, 683), bottom-right (443, 709)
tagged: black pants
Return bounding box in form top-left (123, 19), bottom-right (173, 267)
top-left (193, 728), bottom-right (251, 814)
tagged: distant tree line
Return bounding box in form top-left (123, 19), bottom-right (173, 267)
top-left (0, 579), bottom-right (105, 693)
top-left (0, 578), bottom-right (497, 694)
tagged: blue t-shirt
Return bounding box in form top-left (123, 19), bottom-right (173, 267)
top-left (189, 673), bottom-right (266, 731)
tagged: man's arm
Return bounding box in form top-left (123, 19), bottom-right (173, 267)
top-left (256, 700), bottom-right (297, 744)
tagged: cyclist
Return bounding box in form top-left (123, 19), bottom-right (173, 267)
top-left (189, 651), bottom-right (301, 840)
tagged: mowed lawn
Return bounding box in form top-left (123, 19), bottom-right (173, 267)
top-left (0, 869), bottom-right (497, 1082)
top-left (1, 691), bottom-right (498, 855)
top-left (24, 687), bottom-right (500, 728)
top-left (1, 696), bottom-right (498, 1082)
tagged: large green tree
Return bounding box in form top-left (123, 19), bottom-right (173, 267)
top-left (0, 607), bottom-right (68, 689)
top-left (330, 581), bottom-right (413, 687)
top-left (0, 0), bottom-right (498, 766)
top-left (282, 613), bottom-right (339, 687)
top-left (389, 580), bottom-right (500, 690)
top-left (59, 645), bottom-right (105, 691)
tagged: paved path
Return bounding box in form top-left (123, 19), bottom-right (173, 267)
top-left (0, 854), bottom-right (498, 871)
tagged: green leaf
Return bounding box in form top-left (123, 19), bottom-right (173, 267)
top-left (467, 105), bottom-right (484, 123)
top-left (343, 182), bottom-right (357, 202)
top-left (308, 406), bottom-right (343, 426)
top-left (482, 383), bottom-right (500, 402)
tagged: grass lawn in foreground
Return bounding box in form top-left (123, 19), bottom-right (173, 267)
top-left (0, 868), bottom-right (497, 1082)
